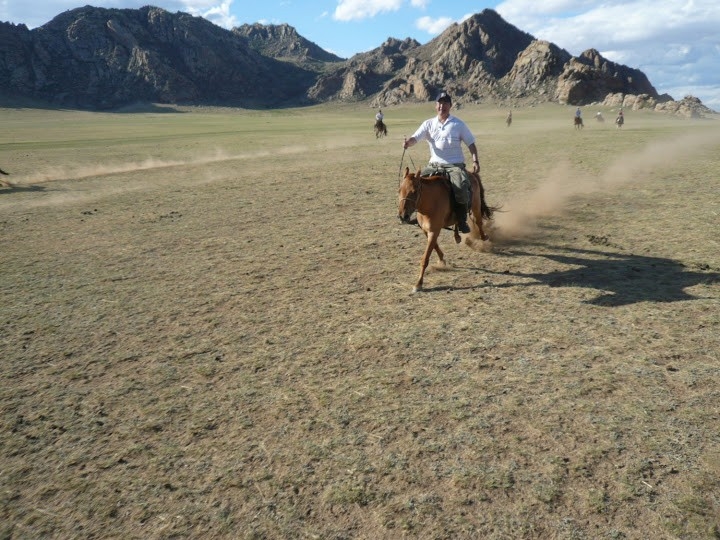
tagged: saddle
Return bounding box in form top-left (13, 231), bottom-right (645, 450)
top-left (420, 168), bottom-right (472, 223)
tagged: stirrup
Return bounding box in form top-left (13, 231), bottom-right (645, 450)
top-left (457, 219), bottom-right (470, 234)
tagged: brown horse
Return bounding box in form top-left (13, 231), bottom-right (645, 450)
top-left (398, 167), bottom-right (493, 292)
top-left (574, 116), bottom-right (584, 130)
top-left (615, 114), bottom-right (624, 128)
top-left (374, 120), bottom-right (387, 138)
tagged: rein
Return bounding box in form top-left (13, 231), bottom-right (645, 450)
top-left (397, 149), bottom-right (422, 201)
top-left (397, 147), bottom-right (406, 188)
top-left (397, 148), bottom-right (422, 227)
top-left (397, 148), bottom-right (419, 209)
top-left (397, 148), bottom-right (418, 187)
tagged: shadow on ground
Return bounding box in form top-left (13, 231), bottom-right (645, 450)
top-left (0, 184), bottom-right (47, 194)
top-left (489, 242), bottom-right (719, 306)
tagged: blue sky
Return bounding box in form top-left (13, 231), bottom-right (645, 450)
top-left (2, 0), bottom-right (719, 110)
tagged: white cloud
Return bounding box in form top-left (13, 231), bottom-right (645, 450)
top-left (415, 15), bottom-right (455, 35)
top-left (495, 0), bottom-right (720, 104)
top-left (498, 0), bottom-right (720, 48)
top-left (1, 0), bottom-right (239, 29)
top-left (410, 0), bottom-right (429, 8)
top-left (184, 0), bottom-right (238, 28)
top-left (333, 0), bottom-right (403, 21)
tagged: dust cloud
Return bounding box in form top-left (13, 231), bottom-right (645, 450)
top-left (0, 138), bottom-right (369, 211)
top-left (8, 136), bottom-right (366, 188)
top-left (17, 146), bottom-right (310, 186)
top-left (491, 131), bottom-right (720, 241)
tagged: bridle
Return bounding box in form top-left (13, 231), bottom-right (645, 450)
top-left (397, 148), bottom-right (420, 208)
top-left (399, 174), bottom-right (421, 204)
top-left (397, 173), bottom-right (423, 226)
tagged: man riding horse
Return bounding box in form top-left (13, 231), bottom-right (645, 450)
top-left (374, 109), bottom-right (387, 137)
top-left (402, 91), bottom-right (479, 233)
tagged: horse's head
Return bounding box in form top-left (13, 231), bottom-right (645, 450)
top-left (398, 167), bottom-right (421, 224)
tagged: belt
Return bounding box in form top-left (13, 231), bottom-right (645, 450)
top-left (429, 162), bottom-right (465, 168)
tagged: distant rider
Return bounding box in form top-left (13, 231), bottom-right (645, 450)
top-left (374, 109), bottom-right (385, 134)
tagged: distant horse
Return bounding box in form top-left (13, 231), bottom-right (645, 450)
top-left (398, 167), bottom-right (494, 292)
top-left (615, 114), bottom-right (624, 128)
top-left (374, 120), bottom-right (387, 138)
top-left (595, 112), bottom-right (605, 122)
top-left (574, 116), bottom-right (584, 130)
top-left (506, 111), bottom-right (512, 127)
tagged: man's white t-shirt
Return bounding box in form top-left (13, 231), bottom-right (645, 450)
top-left (411, 115), bottom-right (475, 165)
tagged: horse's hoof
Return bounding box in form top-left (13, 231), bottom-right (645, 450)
top-left (412, 286), bottom-right (422, 293)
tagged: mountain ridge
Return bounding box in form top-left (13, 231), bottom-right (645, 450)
top-left (0, 6), bottom-right (714, 116)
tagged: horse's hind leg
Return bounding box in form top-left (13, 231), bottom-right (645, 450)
top-left (471, 206), bottom-right (488, 240)
top-left (470, 193), bottom-right (489, 241)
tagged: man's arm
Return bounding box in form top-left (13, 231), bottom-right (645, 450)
top-left (468, 142), bottom-right (479, 173)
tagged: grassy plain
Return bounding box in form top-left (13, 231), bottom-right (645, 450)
top-left (1, 101), bottom-right (719, 539)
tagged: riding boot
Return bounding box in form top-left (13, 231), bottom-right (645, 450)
top-left (455, 204), bottom-right (471, 234)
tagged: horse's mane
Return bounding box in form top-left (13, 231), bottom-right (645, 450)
top-left (419, 174), bottom-right (450, 184)
top-left (404, 168), bottom-right (447, 184)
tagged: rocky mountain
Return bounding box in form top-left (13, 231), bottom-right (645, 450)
top-left (234, 23), bottom-right (344, 66)
top-left (308, 10), bottom-right (672, 111)
top-left (0, 6), bottom-right (714, 115)
top-left (0, 5), bottom-right (316, 109)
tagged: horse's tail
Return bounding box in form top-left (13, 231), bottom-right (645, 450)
top-left (480, 190), bottom-right (494, 221)
top-left (472, 172), bottom-right (494, 220)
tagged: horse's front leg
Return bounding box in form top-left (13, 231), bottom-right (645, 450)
top-left (414, 231), bottom-right (440, 293)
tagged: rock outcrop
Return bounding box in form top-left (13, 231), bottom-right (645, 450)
top-left (554, 48), bottom-right (659, 105)
top-left (234, 23), bottom-right (344, 65)
top-left (606, 94), bottom-right (715, 118)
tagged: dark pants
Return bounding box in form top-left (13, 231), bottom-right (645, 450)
top-left (422, 163), bottom-right (471, 206)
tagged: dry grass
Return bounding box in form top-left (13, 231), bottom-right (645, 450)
top-left (1, 102), bottom-right (719, 539)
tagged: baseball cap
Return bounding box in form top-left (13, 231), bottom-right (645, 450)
top-left (435, 91), bottom-right (452, 103)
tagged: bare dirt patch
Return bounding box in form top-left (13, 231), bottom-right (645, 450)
top-left (1, 104), bottom-right (719, 539)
